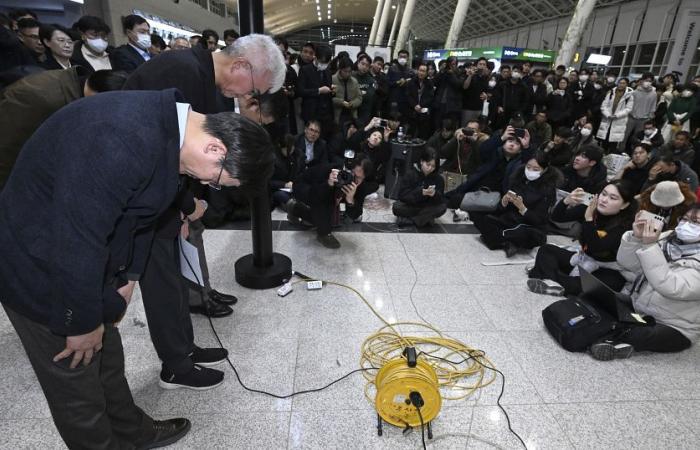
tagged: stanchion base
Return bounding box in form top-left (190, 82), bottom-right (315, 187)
top-left (234, 253), bottom-right (292, 289)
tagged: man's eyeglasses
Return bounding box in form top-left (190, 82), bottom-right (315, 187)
top-left (209, 162), bottom-right (226, 190)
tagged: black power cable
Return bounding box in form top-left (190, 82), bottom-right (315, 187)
top-left (178, 240), bottom-right (378, 399)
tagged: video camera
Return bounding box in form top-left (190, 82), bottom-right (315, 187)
top-left (335, 150), bottom-right (356, 187)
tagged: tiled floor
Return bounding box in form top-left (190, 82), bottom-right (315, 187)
top-left (2, 200), bottom-right (700, 449)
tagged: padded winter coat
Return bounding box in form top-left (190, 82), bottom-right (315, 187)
top-left (597, 87), bottom-right (634, 143)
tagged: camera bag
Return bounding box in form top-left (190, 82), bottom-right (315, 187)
top-left (542, 296), bottom-right (616, 352)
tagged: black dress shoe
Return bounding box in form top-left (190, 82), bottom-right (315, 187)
top-left (136, 418), bottom-right (191, 449)
top-left (189, 300), bottom-right (232, 318)
top-left (208, 289), bottom-right (238, 305)
top-left (504, 242), bottom-right (518, 258)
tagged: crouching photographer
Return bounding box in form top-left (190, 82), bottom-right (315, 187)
top-left (287, 152), bottom-right (378, 248)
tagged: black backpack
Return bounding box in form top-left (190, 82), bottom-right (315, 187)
top-left (542, 297), bottom-right (616, 352)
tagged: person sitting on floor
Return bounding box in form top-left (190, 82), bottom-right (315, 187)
top-left (392, 147), bottom-right (447, 228)
top-left (612, 143), bottom-right (656, 195)
top-left (471, 150), bottom-right (561, 257)
top-left (637, 181), bottom-right (697, 230)
top-left (590, 204), bottom-right (700, 360)
top-left (528, 180), bottom-right (637, 296)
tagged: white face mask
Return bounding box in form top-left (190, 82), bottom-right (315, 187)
top-left (86, 37), bottom-right (108, 54)
top-left (316, 62), bottom-right (328, 71)
top-left (488, 80), bottom-right (497, 88)
top-left (644, 129), bottom-right (655, 136)
top-left (398, 58), bottom-right (407, 66)
top-left (607, 76), bottom-right (616, 84)
top-left (681, 90), bottom-right (693, 98)
top-left (511, 72), bottom-right (522, 80)
top-left (135, 32), bottom-right (151, 50)
top-left (580, 128), bottom-right (592, 137)
top-left (642, 81), bottom-right (652, 89)
top-left (579, 75), bottom-right (589, 82)
top-left (524, 168), bottom-right (542, 181)
top-left (675, 220), bottom-right (700, 243)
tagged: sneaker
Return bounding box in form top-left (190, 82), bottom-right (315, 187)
top-left (590, 340), bottom-right (634, 361)
top-left (452, 209), bottom-right (469, 222)
top-left (190, 347), bottom-right (228, 367)
top-left (159, 365), bottom-right (224, 390)
top-left (135, 418), bottom-right (191, 450)
top-left (317, 233), bottom-right (341, 249)
top-left (286, 199), bottom-right (302, 225)
top-left (527, 278), bottom-right (565, 296)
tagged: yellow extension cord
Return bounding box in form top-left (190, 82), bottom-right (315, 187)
top-left (291, 278), bottom-right (498, 425)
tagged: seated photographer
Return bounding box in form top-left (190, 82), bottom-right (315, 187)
top-left (637, 181), bottom-right (697, 230)
top-left (270, 134), bottom-right (304, 211)
top-left (472, 151), bottom-right (560, 257)
top-left (642, 154), bottom-right (699, 192)
top-left (528, 180), bottom-right (637, 296)
top-left (612, 143), bottom-right (656, 194)
top-left (287, 154), bottom-right (378, 248)
top-left (439, 120), bottom-right (490, 175)
top-left (561, 145), bottom-right (607, 193)
top-left (540, 127), bottom-right (573, 169)
top-left (392, 147), bottom-right (446, 227)
top-left (591, 204), bottom-right (700, 360)
top-left (444, 125), bottom-right (531, 220)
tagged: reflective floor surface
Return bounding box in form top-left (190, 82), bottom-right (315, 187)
top-left (2, 209), bottom-right (700, 449)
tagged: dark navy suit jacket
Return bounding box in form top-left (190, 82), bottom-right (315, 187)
top-left (0, 89), bottom-right (182, 335)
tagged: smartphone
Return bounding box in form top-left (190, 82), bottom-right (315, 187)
top-left (638, 210), bottom-right (665, 232)
top-left (507, 190), bottom-right (517, 197)
top-left (514, 128), bottom-right (526, 138)
top-left (581, 192), bottom-right (594, 206)
top-left (379, 119), bottom-right (388, 127)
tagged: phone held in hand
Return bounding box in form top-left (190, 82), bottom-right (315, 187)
top-left (638, 210), bottom-right (666, 232)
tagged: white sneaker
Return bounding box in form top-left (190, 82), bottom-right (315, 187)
top-left (452, 209), bottom-right (469, 222)
top-left (527, 278), bottom-right (565, 296)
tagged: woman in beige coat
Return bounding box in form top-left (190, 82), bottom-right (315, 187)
top-left (590, 204), bottom-right (700, 360)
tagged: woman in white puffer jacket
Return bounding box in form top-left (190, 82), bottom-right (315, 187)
top-left (590, 204), bottom-right (700, 361)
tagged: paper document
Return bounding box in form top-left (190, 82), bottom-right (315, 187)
top-left (279, 187), bottom-right (292, 193)
top-left (179, 235), bottom-right (204, 286)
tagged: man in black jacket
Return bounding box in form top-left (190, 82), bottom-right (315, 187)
top-left (492, 64), bottom-right (530, 130)
top-left (569, 68), bottom-right (595, 121)
top-left (123, 34), bottom-right (285, 390)
top-left (461, 57), bottom-right (490, 123)
top-left (561, 145), bottom-right (607, 193)
top-left (295, 120), bottom-right (332, 167)
top-left (298, 44), bottom-right (334, 141)
top-left (0, 89), bottom-right (273, 449)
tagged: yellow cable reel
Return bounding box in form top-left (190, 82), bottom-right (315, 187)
top-left (374, 357), bottom-right (441, 428)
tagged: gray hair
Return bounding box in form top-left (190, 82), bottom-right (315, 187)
top-left (223, 34), bottom-right (285, 93)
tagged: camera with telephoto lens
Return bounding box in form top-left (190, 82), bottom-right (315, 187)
top-left (335, 150), bottom-right (356, 187)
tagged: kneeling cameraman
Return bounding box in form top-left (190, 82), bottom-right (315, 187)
top-left (288, 152), bottom-right (377, 248)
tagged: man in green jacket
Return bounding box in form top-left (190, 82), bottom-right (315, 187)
top-left (332, 57), bottom-right (362, 131)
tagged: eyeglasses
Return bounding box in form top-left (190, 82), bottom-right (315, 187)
top-left (208, 162), bottom-right (226, 190)
top-left (19, 32), bottom-right (40, 41)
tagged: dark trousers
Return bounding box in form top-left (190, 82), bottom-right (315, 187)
top-left (294, 185), bottom-right (335, 236)
top-left (272, 190), bottom-right (292, 210)
top-left (472, 212), bottom-right (547, 250)
top-left (529, 244), bottom-right (626, 296)
top-left (616, 322), bottom-right (692, 353)
top-left (139, 237), bottom-right (195, 375)
top-left (392, 201), bottom-right (446, 227)
top-left (185, 219), bottom-right (213, 304)
top-left (4, 305), bottom-right (154, 449)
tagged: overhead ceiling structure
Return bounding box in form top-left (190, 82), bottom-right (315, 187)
top-left (224, 0), bottom-right (632, 44)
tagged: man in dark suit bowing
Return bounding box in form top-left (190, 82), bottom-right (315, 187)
top-left (122, 33), bottom-right (286, 390)
top-left (0, 88), bottom-right (274, 449)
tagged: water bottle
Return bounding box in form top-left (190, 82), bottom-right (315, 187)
top-left (397, 127), bottom-right (405, 143)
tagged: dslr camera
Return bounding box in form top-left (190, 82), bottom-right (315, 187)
top-left (335, 150), bottom-right (356, 187)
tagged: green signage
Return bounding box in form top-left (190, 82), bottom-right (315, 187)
top-left (424, 46), bottom-right (556, 63)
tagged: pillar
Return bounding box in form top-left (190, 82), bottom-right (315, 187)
top-left (374, 0), bottom-right (393, 46)
top-left (387, 2), bottom-right (402, 48)
top-left (393, 0), bottom-right (415, 59)
top-left (444, 0), bottom-right (471, 49)
top-left (368, 0), bottom-right (385, 46)
top-left (555, 0), bottom-right (596, 68)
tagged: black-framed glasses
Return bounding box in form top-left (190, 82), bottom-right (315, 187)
top-left (208, 162), bottom-right (225, 190)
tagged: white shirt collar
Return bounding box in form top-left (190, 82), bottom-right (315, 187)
top-left (128, 43), bottom-right (151, 61)
top-left (176, 103), bottom-right (191, 149)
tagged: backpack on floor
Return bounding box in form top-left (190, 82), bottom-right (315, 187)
top-left (542, 297), bottom-right (615, 352)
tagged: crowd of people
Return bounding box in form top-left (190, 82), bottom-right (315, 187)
top-left (1, 7), bottom-right (700, 449)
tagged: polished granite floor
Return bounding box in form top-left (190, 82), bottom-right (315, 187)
top-left (2, 201), bottom-right (700, 449)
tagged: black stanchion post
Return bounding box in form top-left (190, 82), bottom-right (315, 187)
top-left (234, 0), bottom-right (292, 289)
